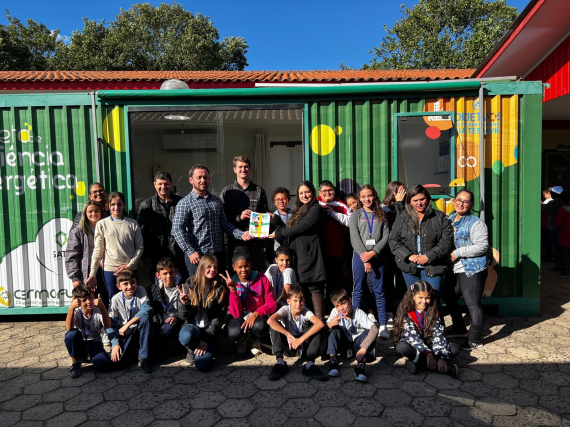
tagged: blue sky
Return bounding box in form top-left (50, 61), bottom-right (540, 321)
top-left (1, 0), bottom-right (531, 70)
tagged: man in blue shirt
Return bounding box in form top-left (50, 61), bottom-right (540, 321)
top-left (172, 164), bottom-right (252, 277)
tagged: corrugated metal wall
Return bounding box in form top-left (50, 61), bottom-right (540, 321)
top-left (0, 95), bottom-right (100, 308)
top-left (307, 94), bottom-right (537, 301)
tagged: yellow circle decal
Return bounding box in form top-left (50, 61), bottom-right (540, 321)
top-left (310, 125), bottom-right (338, 156)
top-left (102, 107), bottom-right (126, 152)
top-left (0, 287), bottom-right (12, 307)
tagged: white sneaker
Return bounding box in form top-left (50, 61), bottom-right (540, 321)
top-left (237, 336), bottom-right (247, 354)
top-left (379, 325), bottom-right (391, 340)
top-left (367, 313), bottom-right (378, 325)
top-left (386, 313), bottom-right (394, 329)
top-left (102, 332), bottom-right (111, 347)
top-left (251, 339), bottom-right (262, 355)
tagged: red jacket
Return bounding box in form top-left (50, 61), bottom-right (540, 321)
top-left (555, 203), bottom-right (570, 247)
top-left (317, 196), bottom-right (351, 259)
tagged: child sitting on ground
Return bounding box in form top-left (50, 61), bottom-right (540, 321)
top-left (65, 285), bottom-right (112, 378)
top-left (326, 287), bottom-right (378, 382)
top-left (220, 246), bottom-right (277, 356)
top-left (107, 270), bottom-right (154, 372)
top-left (178, 254), bottom-right (227, 371)
top-left (265, 246), bottom-right (297, 307)
top-left (393, 280), bottom-right (459, 377)
top-left (267, 285), bottom-right (328, 381)
top-left (149, 257), bottom-right (183, 357)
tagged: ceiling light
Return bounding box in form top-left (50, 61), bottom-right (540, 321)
top-left (164, 115), bottom-right (190, 121)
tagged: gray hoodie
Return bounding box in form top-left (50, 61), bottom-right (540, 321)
top-left (349, 208), bottom-right (389, 256)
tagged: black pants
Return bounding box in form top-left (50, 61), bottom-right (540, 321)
top-left (443, 269), bottom-right (487, 341)
top-left (228, 316), bottom-right (269, 342)
top-left (396, 341), bottom-right (459, 365)
top-left (270, 326), bottom-right (321, 362)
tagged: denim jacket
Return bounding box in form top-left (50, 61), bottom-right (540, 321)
top-left (449, 213), bottom-right (488, 277)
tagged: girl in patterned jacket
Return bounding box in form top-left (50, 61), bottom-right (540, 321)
top-left (393, 280), bottom-right (459, 377)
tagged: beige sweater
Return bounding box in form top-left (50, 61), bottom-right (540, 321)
top-left (90, 217), bottom-right (144, 276)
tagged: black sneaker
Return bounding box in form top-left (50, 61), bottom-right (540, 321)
top-left (328, 358), bottom-right (340, 377)
top-left (354, 362), bottom-right (368, 382)
top-left (460, 340), bottom-right (484, 351)
top-left (268, 362), bottom-right (288, 381)
top-left (139, 358), bottom-right (153, 373)
top-left (405, 360), bottom-right (418, 374)
top-left (185, 349), bottom-right (195, 366)
top-left (445, 327), bottom-right (469, 338)
top-left (302, 364), bottom-right (329, 381)
top-left (69, 361), bottom-right (81, 378)
top-left (446, 363), bottom-right (459, 378)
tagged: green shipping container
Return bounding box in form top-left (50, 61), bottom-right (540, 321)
top-left (0, 81), bottom-right (542, 315)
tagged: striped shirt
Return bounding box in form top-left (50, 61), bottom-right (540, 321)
top-left (172, 189), bottom-right (243, 256)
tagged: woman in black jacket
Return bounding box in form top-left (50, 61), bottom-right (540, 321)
top-left (389, 185), bottom-right (453, 300)
top-left (270, 181), bottom-right (327, 320)
top-left (178, 254), bottom-right (227, 371)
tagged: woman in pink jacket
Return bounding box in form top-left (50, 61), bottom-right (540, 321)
top-left (220, 247), bottom-right (277, 355)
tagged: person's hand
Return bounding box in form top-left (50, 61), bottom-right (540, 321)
top-left (69, 298), bottom-right (80, 311)
top-left (286, 333), bottom-right (295, 349)
top-left (327, 312), bottom-right (344, 328)
top-left (356, 347), bottom-right (367, 363)
top-left (240, 210), bottom-right (252, 220)
top-left (194, 340), bottom-right (208, 357)
top-left (241, 231), bottom-right (253, 241)
top-left (94, 294), bottom-right (102, 308)
top-left (416, 255), bottom-right (429, 265)
top-left (189, 252), bottom-right (201, 265)
top-left (450, 252), bottom-right (457, 262)
top-left (85, 276), bottom-right (98, 292)
top-left (291, 337), bottom-right (304, 350)
top-left (219, 270), bottom-right (237, 292)
top-left (426, 353), bottom-right (437, 370)
top-left (119, 325), bottom-right (129, 336)
top-left (114, 265), bottom-right (130, 276)
top-left (177, 285), bottom-right (189, 304)
top-left (408, 255), bottom-right (420, 263)
top-left (267, 232), bottom-right (276, 239)
top-left (72, 280), bottom-right (82, 288)
top-left (360, 251), bottom-right (375, 263)
top-left (364, 262), bottom-right (372, 273)
top-left (165, 317), bottom-right (177, 325)
top-left (395, 187), bottom-right (407, 202)
top-left (143, 258), bottom-right (152, 270)
top-left (437, 358), bottom-right (447, 373)
top-left (99, 260), bottom-right (104, 268)
top-left (323, 206), bottom-right (333, 215)
top-left (111, 344), bottom-right (122, 362)
top-left (241, 312), bottom-right (259, 332)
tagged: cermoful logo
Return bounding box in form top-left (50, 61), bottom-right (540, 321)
top-left (0, 287), bottom-right (12, 307)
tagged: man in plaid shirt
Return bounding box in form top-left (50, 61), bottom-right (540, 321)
top-left (172, 164), bottom-right (252, 277)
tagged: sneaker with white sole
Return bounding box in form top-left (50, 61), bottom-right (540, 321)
top-left (354, 362), bottom-right (368, 382)
top-left (367, 313), bottom-right (378, 325)
top-left (386, 312), bottom-right (394, 329)
top-left (379, 325), bottom-right (391, 340)
top-left (236, 336), bottom-right (247, 354)
top-left (102, 331), bottom-right (111, 347)
top-left (250, 339), bottom-right (262, 355)
top-left (328, 358), bottom-right (340, 377)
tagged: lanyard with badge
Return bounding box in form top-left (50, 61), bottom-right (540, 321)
top-left (415, 310), bottom-right (425, 331)
top-left (238, 281), bottom-right (251, 315)
top-left (342, 316), bottom-right (356, 358)
top-left (80, 308), bottom-right (92, 340)
top-left (279, 211), bottom-right (289, 223)
top-left (290, 313), bottom-right (303, 337)
top-left (363, 210), bottom-right (376, 247)
top-left (122, 293), bottom-right (135, 322)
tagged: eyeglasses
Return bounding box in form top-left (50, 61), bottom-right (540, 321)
top-left (274, 198), bottom-right (288, 203)
top-left (454, 199), bottom-right (471, 206)
top-left (320, 189), bottom-right (335, 194)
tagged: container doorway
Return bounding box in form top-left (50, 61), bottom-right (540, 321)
top-left (128, 107), bottom-right (304, 213)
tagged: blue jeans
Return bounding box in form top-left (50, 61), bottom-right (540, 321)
top-left (110, 314), bottom-right (152, 368)
top-left (327, 327), bottom-right (376, 363)
top-left (64, 330), bottom-right (111, 370)
top-left (352, 252), bottom-right (386, 325)
top-left (103, 269), bottom-right (138, 302)
top-left (179, 324), bottom-right (218, 372)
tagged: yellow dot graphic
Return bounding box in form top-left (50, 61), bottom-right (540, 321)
top-left (102, 107), bottom-right (126, 152)
top-left (310, 125), bottom-right (341, 156)
top-left (75, 181), bottom-right (86, 196)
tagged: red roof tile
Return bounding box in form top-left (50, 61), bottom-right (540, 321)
top-left (0, 69), bottom-right (475, 83)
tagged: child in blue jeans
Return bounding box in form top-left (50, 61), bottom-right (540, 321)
top-left (65, 285), bottom-right (112, 378)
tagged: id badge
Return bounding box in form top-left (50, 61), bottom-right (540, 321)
top-left (347, 348), bottom-right (354, 358)
top-left (366, 239), bottom-right (376, 246)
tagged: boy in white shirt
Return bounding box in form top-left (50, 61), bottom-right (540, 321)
top-left (107, 270), bottom-right (153, 372)
top-left (65, 285), bottom-right (111, 378)
top-left (267, 285), bottom-right (327, 381)
top-left (265, 246), bottom-right (297, 307)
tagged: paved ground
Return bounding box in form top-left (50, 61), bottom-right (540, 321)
top-left (1, 263), bottom-right (569, 427)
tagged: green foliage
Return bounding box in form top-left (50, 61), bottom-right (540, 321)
top-left (1, 3), bottom-right (249, 71)
top-left (366, 0), bottom-right (518, 70)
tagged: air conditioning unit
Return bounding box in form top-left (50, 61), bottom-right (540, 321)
top-left (438, 155), bottom-right (450, 173)
top-left (162, 134), bottom-right (217, 152)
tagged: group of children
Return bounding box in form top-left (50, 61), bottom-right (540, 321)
top-left (67, 243), bottom-right (459, 382)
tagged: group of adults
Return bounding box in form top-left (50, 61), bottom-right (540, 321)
top-left (69, 155), bottom-right (489, 351)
